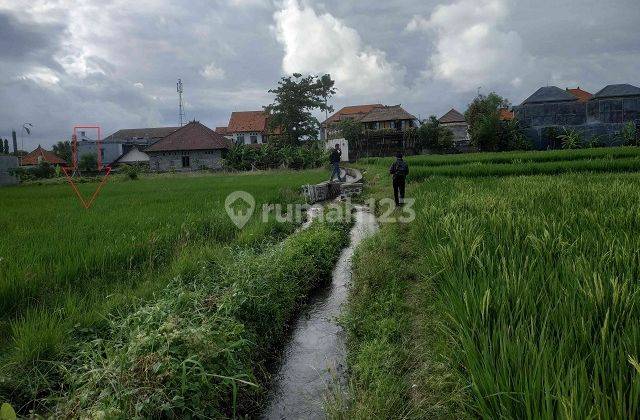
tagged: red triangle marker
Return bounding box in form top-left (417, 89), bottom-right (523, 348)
top-left (61, 166), bottom-right (112, 209)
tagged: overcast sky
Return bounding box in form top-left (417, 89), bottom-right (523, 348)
top-left (1, 0), bottom-right (639, 149)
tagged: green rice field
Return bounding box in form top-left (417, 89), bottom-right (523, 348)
top-left (337, 147), bottom-right (640, 419)
top-left (0, 169), bottom-right (348, 416)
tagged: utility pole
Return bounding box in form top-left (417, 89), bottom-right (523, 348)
top-left (177, 79), bottom-right (185, 126)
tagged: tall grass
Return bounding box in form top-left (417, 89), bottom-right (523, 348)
top-left (361, 146), bottom-right (640, 168)
top-left (54, 220), bottom-right (349, 418)
top-left (0, 169), bottom-right (326, 409)
top-left (342, 154), bottom-right (640, 418)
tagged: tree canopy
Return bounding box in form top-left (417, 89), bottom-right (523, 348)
top-left (265, 73), bottom-right (336, 145)
top-left (52, 140), bottom-right (72, 164)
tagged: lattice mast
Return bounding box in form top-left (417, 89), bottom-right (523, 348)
top-left (177, 78), bottom-right (185, 126)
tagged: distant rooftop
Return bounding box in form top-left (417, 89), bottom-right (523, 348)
top-left (322, 104), bottom-right (384, 125)
top-left (104, 127), bottom-right (179, 142)
top-left (359, 105), bottom-right (416, 123)
top-left (566, 87), bottom-right (593, 102)
top-left (521, 86), bottom-right (578, 105)
top-left (438, 108), bottom-right (466, 124)
top-left (592, 84), bottom-right (640, 99)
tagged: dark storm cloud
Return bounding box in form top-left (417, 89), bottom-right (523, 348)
top-left (0, 0), bottom-right (639, 149)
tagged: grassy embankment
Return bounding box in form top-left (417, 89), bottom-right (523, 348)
top-left (335, 147), bottom-right (640, 419)
top-left (0, 169), bottom-right (350, 416)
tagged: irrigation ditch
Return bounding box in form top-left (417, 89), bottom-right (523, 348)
top-left (262, 168), bottom-right (376, 419)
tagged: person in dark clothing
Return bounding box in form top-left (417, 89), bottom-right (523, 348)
top-left (389, 152), bottom-right (409, 206)
top-left (329, 144), bottom-right (344, 182)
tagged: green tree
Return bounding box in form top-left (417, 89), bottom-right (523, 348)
top-left (465, 92), bottom-right (510, 151)
top-left (52, 140), bottom-right (72, 164)
top-left (3, 139), bottom-right (9, 154)
top-left (416, 116), bottom-right (454, 152)
top-left (619, 121), bottom-right (638, 146)
top-left (265, 73), bottom-right (336, 145)
top-left (78, 154), bottom-right (98, 172)
top-left (337, 119), bottom-right (363, 145)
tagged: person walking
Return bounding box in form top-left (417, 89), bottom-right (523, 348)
top-left (329, 144), bottom-right (343, 182)
top-left (389, 152), bottom-right (409, 206)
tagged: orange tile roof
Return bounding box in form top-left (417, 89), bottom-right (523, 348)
top-left (215, 126), bottom-right (228, 134)
top-left (499, 108), bottom-right (514, 121)
top-left (145, 121), bottom-right (232, 152)
top-left (20, 146), bottom-right (67, 166)
top-left (322, 104), bottom-right (384, 125)
top-left (227, 111), bottom-right (268, 133)
top-left (566, 87), bottom-right (593, 102)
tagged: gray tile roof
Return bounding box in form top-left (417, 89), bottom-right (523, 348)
top-left (359, 105), bottom-right (416, 122)
top-left (439, 108), bottom-right (466, 123)
top-left (104, 127), bottom-right (180, 142)
top-left (521, 86), bottom-right (578, 105)
top-left (592, 84), bottom-right (640, 99)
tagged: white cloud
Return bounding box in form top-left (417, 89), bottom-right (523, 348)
top-left (18, 67), bottom-right (60, 87)
top-left (273, 0), bottom-right (403, 96)
top-left (408, 0), bottom-right (532, 92)
top-left (133, 82), bottom-right (144, 88)
top-left (200, 62), bottom-right (226, 80)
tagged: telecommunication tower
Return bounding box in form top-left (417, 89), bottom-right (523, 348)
top-left (177, 78), bottom-right (185, 126)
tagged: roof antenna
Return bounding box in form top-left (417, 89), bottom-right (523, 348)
top-left (177, 79), bottom-right (185, 127)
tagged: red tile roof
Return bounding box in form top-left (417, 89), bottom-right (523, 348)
top-left (322, 104), bottom-right (384, 126)
top-left (20, 146), bottom-right (67, 166)
top-left (215, 126), bottom-right (228, 134)
top-left (145, 121), bottom-right (232, 152)
top-left (228, 111), bottom-right (268, 133)
top-left (566, 87), bottom-right (593, 102)
top-left (499, 108), bottom-right (515, 121)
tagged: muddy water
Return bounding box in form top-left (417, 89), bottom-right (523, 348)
top-left (262, 207), bottom-right (378, 420)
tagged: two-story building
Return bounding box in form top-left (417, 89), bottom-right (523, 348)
top-left (225, 111), bottom-right (270, 145)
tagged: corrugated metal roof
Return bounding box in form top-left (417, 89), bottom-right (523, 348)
top-left (521, 86), bottom-right (577, 105)
top-left (592, 84), bottom-right (640, 99)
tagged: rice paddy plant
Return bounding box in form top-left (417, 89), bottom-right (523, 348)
top-left (344, 155), bottom-right (640, 418)
top-left (0, 169), bottom-right (326, 408)
top-left (53, 220), bottom-right (349, 418)
top-left (360, 146), bottom-right (640, 168)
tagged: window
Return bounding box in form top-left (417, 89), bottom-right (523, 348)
top-left (237, 134), bottom-right (245, 144)
top-left (250, 135), bottom-right (258, 144)
top-left (181, 155), bottom-right (190, 167)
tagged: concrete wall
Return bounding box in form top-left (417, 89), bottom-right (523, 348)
top-left (515, 96), bottom-right (640, 149)
top-left (325, 138), bottom-right (349, 161)
top-left (0, 156), bottom-right (19, 186)
top-left (78, 141), bottom-right (123, 166)
top-left (148, 150), bottom-right (224, 172)
top-left (231, 132), bottom-right (265, 145)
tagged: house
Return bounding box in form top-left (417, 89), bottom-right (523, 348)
top-left (77, 126), bottom-right (179, 166)
top-left (20, 146), bottom-right (67, 167)
top-left (438, 109), bottom-right (469, 148)
top-left (566, 87), bottom-right (593, 102)
top-left (226, 111), bottom-right (271, 145)
top-left (514, 83), bottom-right (640, 148)
top-left (359, 105), bottom-right (418, 131)
top-left (321, 104), bottom-right (383, 139)
top-left (145, 121), bottom-right (232, 172)
top-left (111, 147), bottom-right (149, 166)
top-left (499, 108), bottom-right (515, 121)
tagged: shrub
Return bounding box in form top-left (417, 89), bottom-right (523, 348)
top-left (121, 164), bottom-right (141, 180)
top-left (619, 122), bottom-right (638, 146)
top-left (78, 154), bottom-right (98, 172)
top-left (559, 128), bottom-right (583, 149)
